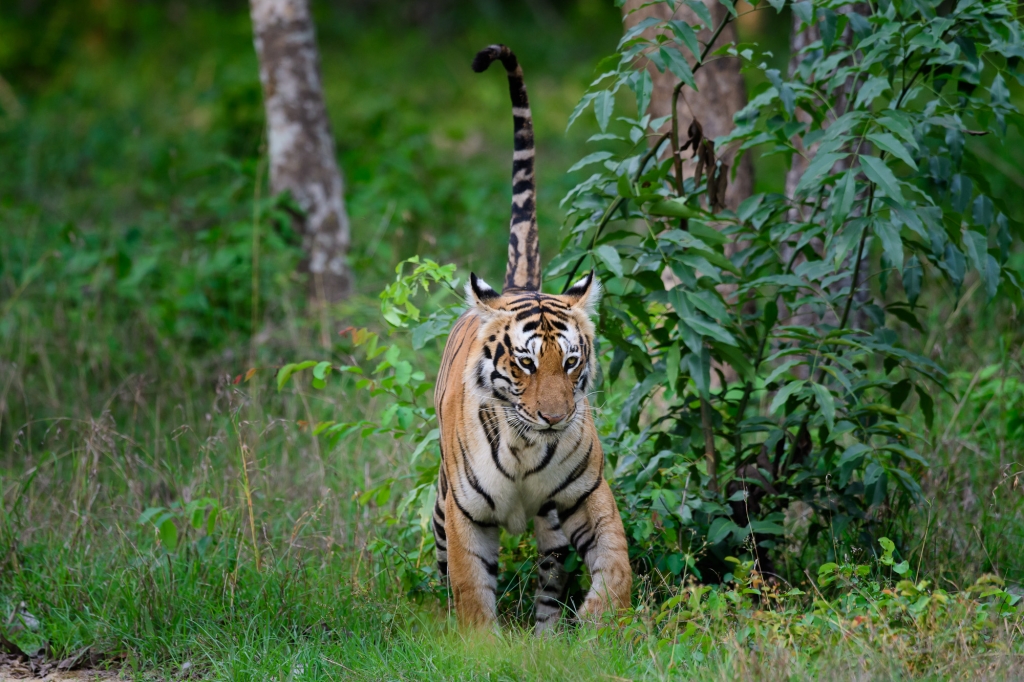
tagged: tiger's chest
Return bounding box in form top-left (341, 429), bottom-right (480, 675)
top-left (459, 414), bottom-right (592, 535)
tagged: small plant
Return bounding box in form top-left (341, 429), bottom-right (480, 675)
top-left (138, 498), bottom-right (221, 554)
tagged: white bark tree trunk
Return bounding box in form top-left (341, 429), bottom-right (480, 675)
top-left (250, 0), bottom-right (351, 303)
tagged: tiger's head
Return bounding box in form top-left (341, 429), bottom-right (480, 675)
top-left (466, 271), bottom-right (600, 433)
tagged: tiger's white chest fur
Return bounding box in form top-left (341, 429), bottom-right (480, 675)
top-left (461, 405), bottom-right (592, 535)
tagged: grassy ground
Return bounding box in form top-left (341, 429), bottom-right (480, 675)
top-left (2, 1), bottom-right (1024, 679)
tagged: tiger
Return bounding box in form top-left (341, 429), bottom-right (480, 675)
top-left (431, 44), bottom-right (631, 633)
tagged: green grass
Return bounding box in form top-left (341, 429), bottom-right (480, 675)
top-left (2, 1), bottom-right (1024, 679)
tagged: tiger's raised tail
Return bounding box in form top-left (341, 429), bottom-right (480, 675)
top-left (472, 45), bottom-right (540, 292)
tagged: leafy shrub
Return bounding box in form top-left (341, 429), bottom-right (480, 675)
top-left (549, 0), bottom-right (1023, 584)
top-left (632, 536), bottom-right (1022, 670)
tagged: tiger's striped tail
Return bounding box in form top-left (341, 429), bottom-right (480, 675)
top-left (473, 45), bottom-right (540, 292)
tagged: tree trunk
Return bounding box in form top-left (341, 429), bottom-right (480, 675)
top-left (250, 0), bottom-right (352, 303)
top-left (622, 0), bottom-right (753, 210)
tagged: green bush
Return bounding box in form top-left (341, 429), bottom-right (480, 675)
top-left (550, 0), bottom-right (1023, 585)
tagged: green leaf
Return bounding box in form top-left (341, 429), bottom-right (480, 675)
top-left (854, 75), bottom-right (891, 109)
top-left (682, 316), bottom-right (737, 346)
top-left (159, 518), bottom-right (178, 551)
top-left (838, 443), bottom-right (871, 466)
top-left (567, 151), bottom-right (614, 174)
top-left (629, 69), bottom-right (653, 117)
top-left (593, 90), bottom-right (613, 132)
top-left (566, 92), bottom-right (596, 131)
top-left (859, 155), bottom-right (905, 203)
top-left (963, 229), bottom-right (987, 273)
top-left (795, 152), bottom-right (848, 195)
top-left (915, 385), bottom-right (934, 429)
top-left (668, 20), bottom-right (701, 61)
top-left (818, 8), bottom-right (838, 52)
top-left (765, 69), bottom-right (795, 118)
top-left (894, 561), bottom-right (910, 575)
top-left (687, 349), bottom-right (711, 398)
top-left (997, 214), bottom-right (1011, 264)
top-left (831, 169), bottom-right (857, 226)
top-left (811, 383), bottom-right (835, 431)
top-left (312, 361), bottom-right (332, 381)
top-left (749, 520), bottom-right (786, 535)
top-left (708, 517), bottom-right (741, 544)
top-left (595, 244), bottom-right (623, 278)
top-left (951, 174), bottom-right (972, 213)
top-left (879, 536), bottom-right (896, 564)
top-left (393, 361), bottom-right (413, 386)
top-left (765, 359), bottom-right (803, 386)
top-left (903, 255), bottom-right (922, 305)
top-left (684, 0), bottom-right (713, 29)
top-left (943, 243), bottom-right (966, 291)
top-left (878, 112), bottom-right (918, 150)
top-left (276, 361), bottom-right (317, 392)
top-left (647, 198), bottom-right (706, 219)
top-left (688, 220), bottom-right (729, 245)
top-left (190, 506), bottom-right (204, 531)
top-left (762, 299), bottom-right (778, 331)
top-left (138, 507), bottom-right (165, 525)
top-left (874, 218), bottom-right (904, 276)
top-left (791, 1), bottom-right (813, 27)
top-left (660, 47), bottom-right (696, 89)
top-left (665, 343), bottom-right (681, 396)
top-left (867, 132), bottom-right (918, 170)
top-left (889, 378), bottom-right (912, 410)
top-left (972, 195), bottom-right (993, 228)
top-left (769, 380), bottom-right (806, 415)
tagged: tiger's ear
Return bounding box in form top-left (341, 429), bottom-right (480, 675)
top-left (466, 273), bottom-right (503, 313)
top-left (563, 270), bottom-right (601, 315)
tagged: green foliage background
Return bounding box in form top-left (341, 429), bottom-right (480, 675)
top-left (1, 0), bottom-right (1024, 678)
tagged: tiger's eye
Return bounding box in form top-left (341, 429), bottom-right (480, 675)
top-left (565, 357), bottom-right (578, 368)
top-left (520, 358), bottom-right (534, 368)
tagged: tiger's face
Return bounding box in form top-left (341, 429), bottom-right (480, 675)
top-left (467, 272), bottom-right (600, 433)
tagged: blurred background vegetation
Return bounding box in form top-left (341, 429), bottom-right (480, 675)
top-left (1, 0), bottom-right (1023, 673)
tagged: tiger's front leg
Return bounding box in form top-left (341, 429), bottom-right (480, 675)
top-left (560, 478), bottom-right (631, 622)
top-left (533, 501), bottom-right (571, 634)
top-left (444, 491), bottom-right (501, 628)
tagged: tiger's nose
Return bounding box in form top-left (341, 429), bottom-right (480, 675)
top-left (540, 412), bottom-right (566, 425)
